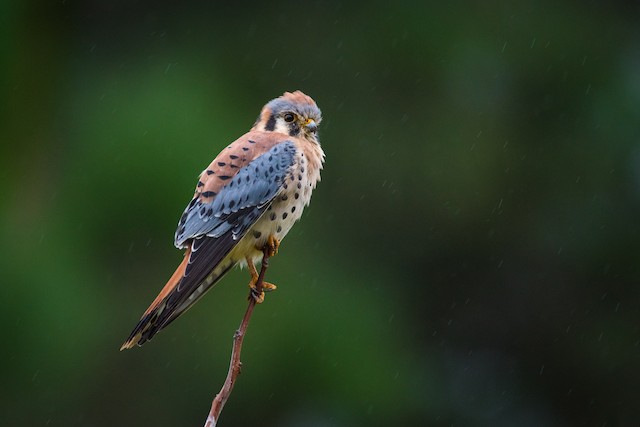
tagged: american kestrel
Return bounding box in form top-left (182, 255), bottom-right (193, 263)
top-left (121, 91), bottom-right (324, 349)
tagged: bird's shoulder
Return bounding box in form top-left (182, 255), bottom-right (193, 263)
top-left (194, 131), bottom-right (302, 200)
top-left (174, 131), bottom-right (300, 248)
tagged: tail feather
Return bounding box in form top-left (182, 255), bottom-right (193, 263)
top-left (120, 251), bottom-right (233, 350)
top-left (121, 233), bottom-right (242, 350)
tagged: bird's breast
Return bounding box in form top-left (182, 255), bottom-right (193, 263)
top-left (233, 144), bottom-right (323, 265)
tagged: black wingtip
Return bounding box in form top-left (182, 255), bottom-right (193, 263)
top-left (120, 310), bottom-right (161, 350)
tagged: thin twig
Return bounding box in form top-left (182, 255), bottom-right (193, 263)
top-left (204, 251), bottom-right (270, 427)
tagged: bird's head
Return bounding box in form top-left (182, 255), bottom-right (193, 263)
top-left (253, 91), bottom-right (322, 144)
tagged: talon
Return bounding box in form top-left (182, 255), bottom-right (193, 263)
top-left (245, 256), bottom-right (277, 304)
top-left (264, 235), bottom-right (280, 258)
top-left (250, 288), bottom-right (265, 304)
top-left (262, 282), bottom-right (277, 292)
top-left (248, 277), bottom-right (277, 303)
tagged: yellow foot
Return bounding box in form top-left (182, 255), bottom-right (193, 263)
top-left (246, 256), bottom-right (277, 304)
top-left (264, 235), bottom-right (280, 258)
top-left (248, 276), bottom-right (277, 303)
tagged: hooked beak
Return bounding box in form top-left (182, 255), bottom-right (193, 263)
top-left (304, 119), bottom-right (317, 133)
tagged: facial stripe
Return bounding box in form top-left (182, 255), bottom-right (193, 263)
top-left (265, 114), bottom-right (276, 131)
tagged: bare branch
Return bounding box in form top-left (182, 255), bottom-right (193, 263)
top-left (204, 251), bottom-right (271, 427)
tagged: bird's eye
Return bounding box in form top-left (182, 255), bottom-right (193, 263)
top-left (283, 113), bottom-right (295, 123)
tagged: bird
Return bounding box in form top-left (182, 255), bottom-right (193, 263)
top-left (120, 91), bottom-right (324, 350)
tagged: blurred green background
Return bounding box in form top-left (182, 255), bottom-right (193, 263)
top-left (2, 1), bottom-right (639, 426)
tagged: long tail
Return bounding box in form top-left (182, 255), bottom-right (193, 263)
top-left (120, 247), bottom-right (234, 350)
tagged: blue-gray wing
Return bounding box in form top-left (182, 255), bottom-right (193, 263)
top-left (175, 140), bottom-right (296, 247)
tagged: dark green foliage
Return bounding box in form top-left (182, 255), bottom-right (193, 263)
top-left (1, 1), bottom-right (639, 425)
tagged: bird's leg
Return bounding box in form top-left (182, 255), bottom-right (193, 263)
top-left (246, 256), bottom-right (277, 304)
